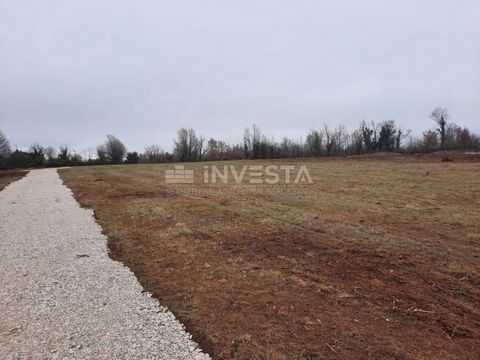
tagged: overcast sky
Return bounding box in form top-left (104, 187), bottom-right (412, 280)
top-left (1, 0), bottom-right (479, 154)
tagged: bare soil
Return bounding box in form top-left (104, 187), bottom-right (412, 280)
top-left (60, 153), bottom-right (480, 359)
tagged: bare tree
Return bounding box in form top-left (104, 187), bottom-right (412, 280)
top-left (395, 127), bottom-right (411, 151)
top-left (452, 126), bottom-right (480, 149)
top-left (206, 138), bottom-right (228, 161)
top-left (29, 144), bottom-right (45, 167)
top-left (251, 124), bottom-right (262, 159)
top-left (377, 120), bottom-right (396, 152)
top-left (29, 143), bottom-right (45, 158)
top-left (306, 129), bottom-right (322, 156)
top-left (96, 144), bottom-right (107, 163)
top-left (333, 124), bottom-right (348, 155)
top-left (243, 125), bottom-right (264, 159)
top-left (360, 120), bottom-right (381, 152)
top-left (174, 128), bottom-right (204, 162)
top-left (44, 146), bottom-right (57, 161)
top-left (144, 145), bottom-right (164, 163)
top-left (0, 131), bottom-right (11, 158)
top-left (174, 128), bottom-right (189, 161)
top-left (430, 107), bottom-right (449, 150)
top-left (423, 130), bottom-right (439, 151)
top-left (350, 129), bottom-right (364, 154)
top-left (58, 146), bottom-right (71, 162)
top-left (196, 134), bottom-right (208, 161)
top-left (243, 127), bottom-right (251, 159)
top-left (104, 135), bottom-right (127, 164)
top-left (96, 135), bottom-right (126, 164)
top-left (323, 124), bottom-right (334, 156)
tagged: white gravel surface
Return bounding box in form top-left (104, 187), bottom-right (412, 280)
top-left (0, 169), bottom-right (209, 360)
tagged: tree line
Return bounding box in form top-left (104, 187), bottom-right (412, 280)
top-left (1, 107), bottom-right (479, 169)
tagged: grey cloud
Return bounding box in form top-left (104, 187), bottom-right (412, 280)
top-left (1, 0), bottom-right (479, 152)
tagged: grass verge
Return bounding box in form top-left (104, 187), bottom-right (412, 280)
top-left (0, 170), bottom-right (28, 191)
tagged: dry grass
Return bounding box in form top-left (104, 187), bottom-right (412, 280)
top-left (60, 154), bottom-right (480, 359)
top-left (0, 170), bottom-right (28, 191)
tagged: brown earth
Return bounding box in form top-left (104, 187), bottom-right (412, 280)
top-left (0, 170), bottom-right (28, 191)
top-left (59, 153), bottom-right (480, 359)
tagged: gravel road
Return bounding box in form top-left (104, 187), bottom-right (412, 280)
top-left (0, 169), bottom-right (209, 360)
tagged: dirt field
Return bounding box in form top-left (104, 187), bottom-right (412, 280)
top-left (0, 170), bottom-right (28, 191)
top-left (60, 153), bottom-right (480, 359)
